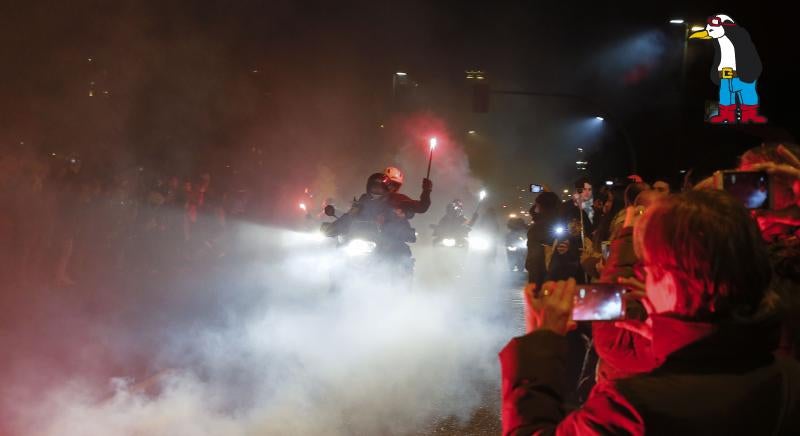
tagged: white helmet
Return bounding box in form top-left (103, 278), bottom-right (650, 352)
top-left (384, 166), bottom-right (404, 187)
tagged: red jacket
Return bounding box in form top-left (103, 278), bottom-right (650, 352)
top-left (387, 190), bottom-right (431, 216)
top-left (500, 315), bottom-right (800, 435)
top-left (593, 225), bottom-right (654, 381)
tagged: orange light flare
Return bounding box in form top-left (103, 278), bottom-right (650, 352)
top-left (426, 137), bottom-right (437, 179)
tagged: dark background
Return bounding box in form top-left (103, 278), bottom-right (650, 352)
top-left (1, 0), bottom-right (795, 214)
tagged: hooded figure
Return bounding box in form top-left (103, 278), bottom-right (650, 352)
top-left (690, 14), bottom-right (767, 124)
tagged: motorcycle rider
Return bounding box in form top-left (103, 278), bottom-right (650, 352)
top-left (378, 167), bottom-right (432, 271)
top-left (322, 168), bottom-right (431, 272)
top-left (382, 166), bottom-right (433, 216)
top-left (505, 216), bottom-right (528, 272)
top-left (321, 172), bottom-right (390, 237)
top-left (433, 199), bottom-right (474, 246)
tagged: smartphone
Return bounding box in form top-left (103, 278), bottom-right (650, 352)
top-left (551, 224), bottom-right (567, 246)
top-left (601, 241), bottom-right (611, 260)
top-left (715, 170), bottom-right (772, 209)
top-left (572, 284), bottom-right (627, 321)
top-left (530, 184), bottom-right (543, 193)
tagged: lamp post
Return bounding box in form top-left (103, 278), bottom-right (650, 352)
top-left (671, 19), bottom-right (703, 90)
top-left (486, 89), bottom-right (637, 173)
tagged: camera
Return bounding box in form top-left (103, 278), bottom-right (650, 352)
top-left (713, 170), bottom-right (772, 209)
top-left (572, 284), bottom-right (628, 321)
top-left (601, 241), bottom-right (611, 260)
top-left (530, 184), bottom-right (543, 193)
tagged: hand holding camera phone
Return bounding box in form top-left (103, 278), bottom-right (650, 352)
top-left (530, 184), bottom-right (543, 193)
top-left (531, 281), bottom-right (629, 328)
top-left (601, 241), bottom-right (611, 260)
top-left (714, 170), bottom-right (772, 209)
top-left (572, 283), bottom-right (628, 321)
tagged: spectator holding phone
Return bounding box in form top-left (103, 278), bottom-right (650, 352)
top-left (739, 144), bottom-right (800, 361)
top-left (526, 192), bottom-right (560, 287)
top-left (693, 144), bottom-right (800, 360)
top-left (739, 143), bottom-right (800, 240)
top-left (500, 189), bottom-right (800, 435)
top-left (546, 205), bottom-right (598, 283)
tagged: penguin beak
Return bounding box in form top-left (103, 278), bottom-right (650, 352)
top-left (689, 30), bottom-right (711, 40)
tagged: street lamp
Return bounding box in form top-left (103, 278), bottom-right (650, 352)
top-left (483, 90), bottom-right (636, 171)
top-left (669, 18), bottom-right (701, 89)
top-left (392, 71), bottom-right (410, 103)
top-left (594, 116), bottom-right (604, 121)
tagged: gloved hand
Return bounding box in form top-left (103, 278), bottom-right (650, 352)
top-left (422, 178), bottom-right (433, 191)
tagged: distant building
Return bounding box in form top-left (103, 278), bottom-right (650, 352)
top-left (576, 147), bottom-right (588, 172)
top-left (465, 70), bottom-right (489, 113)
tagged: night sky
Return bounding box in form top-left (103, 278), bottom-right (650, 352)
top-left (2, 0), bottom-right (796, 210)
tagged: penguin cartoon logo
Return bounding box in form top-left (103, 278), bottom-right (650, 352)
top-left (690, 14), bottom-right (767, 124)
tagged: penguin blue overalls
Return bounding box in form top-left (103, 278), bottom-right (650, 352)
top-left (689, 14), bottom-right (767, 124)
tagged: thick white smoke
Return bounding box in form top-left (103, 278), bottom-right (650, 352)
top-left (3, 219), bottom-right (520, 436)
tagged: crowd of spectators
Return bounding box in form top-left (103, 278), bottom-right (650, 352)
top-left (505, 143), bottom-right (800, 434)
top-left (0, 152), bottom-right (241, 288)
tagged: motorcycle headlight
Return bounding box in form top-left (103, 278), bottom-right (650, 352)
top-left (468, 234), bottom-right (491, 251)
top-left (442, 238), bottom-right (456, 247)
top-left (344, 239), bottom-right (377, 256)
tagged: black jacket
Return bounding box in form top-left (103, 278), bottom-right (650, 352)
top-left (711, 27), bottom-right (762, 85)
top-left (500, 315), bottom-right (800, 435)
top-left (526, 213), bottom-right (557, 285)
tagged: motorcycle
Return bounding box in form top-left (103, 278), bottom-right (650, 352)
top-left (431, 222), bottom-right (491, 253)
top-left (505, 217), bottom-right (529, 273)
top-left (431, 223), bottom-right (469, 249)
top-left (321, 204), bottom-right (415, 291)
top-left (322, 204), bottom-right (380, 255)
top-left (506, 233), bottom-right (528, 272)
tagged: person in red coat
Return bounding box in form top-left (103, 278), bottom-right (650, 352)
top-left (500, 190), bottom-right (800, 435)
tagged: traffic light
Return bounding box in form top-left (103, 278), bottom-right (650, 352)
top-left (472, 82), bottom-right (490, 113)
